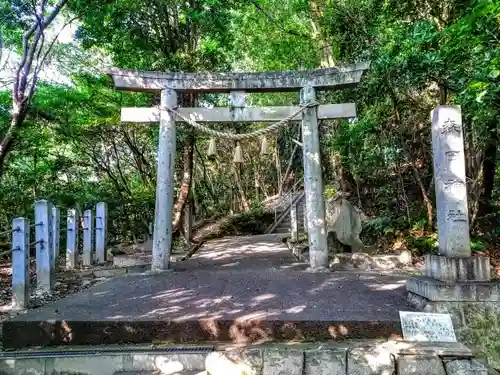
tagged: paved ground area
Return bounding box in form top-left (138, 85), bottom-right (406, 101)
top-left (3, 234), bottom-right (415, 348)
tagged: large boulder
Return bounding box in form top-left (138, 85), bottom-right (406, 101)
top-left (325, 194), bottom-right (365, 253)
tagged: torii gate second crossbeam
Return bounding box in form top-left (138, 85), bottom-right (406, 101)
top-left (108, 64), bottom-right (369, 272)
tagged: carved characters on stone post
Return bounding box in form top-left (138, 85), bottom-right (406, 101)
top-left (431, 106), bottom-right (470, 257)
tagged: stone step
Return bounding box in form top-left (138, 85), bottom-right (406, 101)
top-left (114, 372), bottom-right (207, 375)
top-left (274, 228), bottom-right (290, 234)
top-left (0, 342), bottom-right (478, 375)
top-left (0, 350), bottom-right (210, 375)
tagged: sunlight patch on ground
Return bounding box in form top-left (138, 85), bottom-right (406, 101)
top-left (366, 281), bottom-right (405, 291)
top-left (285, 305), bottom-right (307, 314)
top-left (252, 293), bottom-right (275, 302)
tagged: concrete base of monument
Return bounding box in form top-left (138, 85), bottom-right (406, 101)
top-left (407, 276), bottom-right (500, 302)
top-left (424, 254), bottom-right (491, 282)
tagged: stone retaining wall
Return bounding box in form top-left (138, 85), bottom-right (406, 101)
top-left (207, 341), bottom-right (492, 375)
top-left (0, 341), bottom-right (497, 375)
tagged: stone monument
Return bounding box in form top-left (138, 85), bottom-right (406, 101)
top-left (406, 105), bottom-right (499, 334)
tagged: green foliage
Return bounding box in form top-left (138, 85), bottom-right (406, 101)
top-left (323, 185), bottom-right (338, 200)
top-left (210, 208), bottom-right (275, 239)
top-left (405, 233), bottom-right (439, 256)
top-left (458, 305), bottom-right (500, 369)
top-left (69, 0), bottom-right (237, 71)
top-left (470, 238), bottom-right (486, 253)
top-left (362, 217), bottom-right (393, 237)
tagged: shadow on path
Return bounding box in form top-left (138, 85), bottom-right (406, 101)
top-left (4, 234), bottom-right (414, 348)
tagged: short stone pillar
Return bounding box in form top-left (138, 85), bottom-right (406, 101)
top-left (95, 202), bottom-right (108, 264)
top-left (11, 217), bottom-right (29, 310)
top-left (52, 207), bottom-right (60, 271)
top-left (35, 200), bottom-right (54, 291)
top-left (66, 209), bottom-right (79, 269)
top-left (406, 106), bottom-right (499, 338)
top-left (82, 209), bottom-right (93, 266)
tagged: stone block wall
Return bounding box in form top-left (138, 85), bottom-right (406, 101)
top-left (0, 341), bottom-right (497, 375)
top-left (207, 341), bottom-right (494, 375)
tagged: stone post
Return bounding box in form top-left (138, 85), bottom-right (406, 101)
top-left (183, 202), bottom-right (192, 242)
top-left (300, 85), bottom-right (328, 271)
top-left (35, 200), bottom-right (54, 291)
top-left (11, 217), bottom-right (29, 310)
top-left (83, 209), bottom-right (93, 266)
top-left (229, 91), bottom-right (246, 121)
top-left (406, 106), bottom-right (499, 334)
top-left (152, 89), bottom-right (177, 272)
top-left (95, 202), bottom-right (108, 264)
top-left (52, 207), bottom-right (60, 271)
top-left (66, 208), bottom-right (79, 270)
top-left (290, 201), bottom-right (299, 242)
top-left (423, 106), bottom-right (489, 282)
top-left (432, 105), bottom-right (471, 258)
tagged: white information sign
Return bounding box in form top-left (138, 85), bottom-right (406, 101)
top-left (399, 311), bottom-right (457, 342)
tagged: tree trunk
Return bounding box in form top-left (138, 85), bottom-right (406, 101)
top-left (172, 92), bottom-right (197, 233)
top-left (331, 150), bottom-right (353, 193)
top-left (477, 119), bottom-right (498, 217)
top-left (308, 0), bottom-right (335, 67)
top-left (411, 161), bottom-right (434, 229)
top-left (0, 0), bottom-right (69, 178)
top-left (0, 107), bottom-right (27, 177)
top-left (172, 129), bottom-right (195, 232)
top-left (390, 91), bottom-right (434, 229)
top-left (235, 164), bottom-right (251, 211)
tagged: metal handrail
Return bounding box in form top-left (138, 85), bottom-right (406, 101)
top-left (265, 189), bottom-right (305, 234)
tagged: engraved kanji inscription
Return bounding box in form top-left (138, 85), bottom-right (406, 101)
top-left (446, 209), bottom-right (467, 222)
top-left (443, 178), bottom-right (465, 191)
top-left (441, 118), bottom-right (461, 135)
top-left (399, 311), bottom-right (457, 342)
top-left (445, 150), bottom-right (460, 161)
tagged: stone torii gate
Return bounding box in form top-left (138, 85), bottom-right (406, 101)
top-left (108, 64), bottom-right (369, 272)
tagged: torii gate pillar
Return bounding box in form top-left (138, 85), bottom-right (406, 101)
top-left (152, 89), bottom-right (177, 271)
top-left (301, 85), bottom-right (328, 271)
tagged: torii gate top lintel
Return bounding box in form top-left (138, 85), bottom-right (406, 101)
top-left (107, 62), bottom-right (370, 93)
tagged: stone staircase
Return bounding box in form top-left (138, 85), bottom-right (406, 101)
top-left (265, 190), bottom-right (305, 235)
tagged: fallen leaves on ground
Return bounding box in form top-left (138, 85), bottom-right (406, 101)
top-left (0, 258), bottom-right (104, 343)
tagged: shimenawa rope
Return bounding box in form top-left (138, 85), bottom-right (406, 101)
top-left (161, 101), bottom-right (319, 140)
